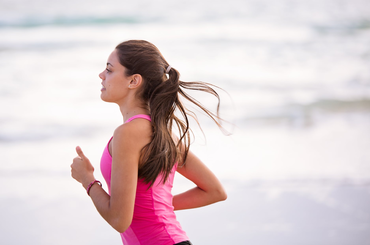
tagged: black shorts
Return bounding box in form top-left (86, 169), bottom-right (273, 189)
top-left (174, 241), bottom-right (192, 245)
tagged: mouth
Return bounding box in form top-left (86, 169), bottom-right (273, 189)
top-left (101, 84), bottom-right (106, 91)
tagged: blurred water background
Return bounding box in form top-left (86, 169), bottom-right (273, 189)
top-left (1, 0), bottom-right (370, 244)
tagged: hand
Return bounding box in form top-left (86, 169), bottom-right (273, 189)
top-left (71, 146), bottom-right (95, 189)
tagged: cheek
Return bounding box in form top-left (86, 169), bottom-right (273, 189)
top-left (102, 80), bottom-right (127, 100)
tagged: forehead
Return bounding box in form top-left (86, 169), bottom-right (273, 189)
top-left (107, 49), bottom-right (120, 65)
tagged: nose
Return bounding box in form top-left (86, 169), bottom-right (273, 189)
top-left (99, 71), bottom-right (104, 80)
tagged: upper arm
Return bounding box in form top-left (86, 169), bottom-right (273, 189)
top-left (172, 134), bottom-right (224, 193)
top-left (109, 120), bottom-right (151, 229)
top-left (176, 148), bottom-right (225, 195)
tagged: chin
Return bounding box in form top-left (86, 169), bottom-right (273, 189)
top-left (100, 95), bottom-right (116, 104)
top-left (100, 94), bottom-right (109, 102)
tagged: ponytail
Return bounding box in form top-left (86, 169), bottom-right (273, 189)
top-left (115, 40), bottom-right (225, 187)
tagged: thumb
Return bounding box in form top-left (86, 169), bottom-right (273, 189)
top-left (76, 146), bottom-right (86, 159)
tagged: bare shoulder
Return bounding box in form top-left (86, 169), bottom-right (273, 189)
top-left (113, 119), bottom-right (152, 148)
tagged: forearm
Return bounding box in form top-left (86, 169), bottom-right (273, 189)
top-left (84, 182), bottom-right (130, 233)
top-left (173, 186), bottom-right (227, 211)
top-left (86, 183), bottom-right (111, 220)
top-left (72, 140), bottom-right (138, 234)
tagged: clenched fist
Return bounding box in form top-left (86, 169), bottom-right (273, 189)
top-left (71, 146), bottom-right (95, 189)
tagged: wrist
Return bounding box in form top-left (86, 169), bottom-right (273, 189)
top-left (86, 180), bottom-right (102, 196)
top-left (82, 176), bottom-right (96, 190)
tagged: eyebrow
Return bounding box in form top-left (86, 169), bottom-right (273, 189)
top-left (107, 63), bottom-right (114, 67)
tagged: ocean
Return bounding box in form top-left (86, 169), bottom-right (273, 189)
top-left (0, 0), bottom-right (370, 244)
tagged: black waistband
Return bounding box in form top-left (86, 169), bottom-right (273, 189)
top-left (174, 241), bottom-right (192, 245)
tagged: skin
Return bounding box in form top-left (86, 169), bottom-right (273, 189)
top-left (70, 49), bottom-right (227, 233)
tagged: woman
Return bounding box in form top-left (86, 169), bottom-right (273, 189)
top-left (71, 40), bottom-right (227, 245)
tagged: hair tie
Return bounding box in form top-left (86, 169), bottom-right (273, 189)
top-left (165, 65), bottom-right (171, 74)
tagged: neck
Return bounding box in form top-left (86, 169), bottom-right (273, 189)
top-left (117, 99), bottom-right (149, 123)
top-left (120, 107), bottom-right (149, 123)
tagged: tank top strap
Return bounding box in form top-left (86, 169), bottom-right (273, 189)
top-left (125, 114), bottom-right (151, 123)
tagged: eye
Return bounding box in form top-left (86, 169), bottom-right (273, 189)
top-left (106, 68), bottom-right (111, 73)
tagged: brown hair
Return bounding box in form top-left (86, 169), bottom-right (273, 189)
top-left (115, 40), bottom-right (224, 186)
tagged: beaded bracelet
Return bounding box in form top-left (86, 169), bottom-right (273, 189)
top-left (86, 180), bottom-right (102, 196)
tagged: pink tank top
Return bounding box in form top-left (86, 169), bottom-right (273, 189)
top-left (100, 114), bottom-right (189, 245)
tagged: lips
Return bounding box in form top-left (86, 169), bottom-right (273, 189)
top-left (101, 83), bottom-right (106, 91)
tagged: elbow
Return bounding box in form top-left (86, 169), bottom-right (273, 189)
top-left (115, 225), bottom-right (129, 234)
top-left (203, 185), bottom-right (227, 203)
top-left (111, 217), bottom-right (132, 234)
top-left (113, 223), bottom-right (130, 234)
top-left (218, 188), bottom-right (227, 201)
top-left (212, 186), bottom-right (227, 202)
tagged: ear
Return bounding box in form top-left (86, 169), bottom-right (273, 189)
top-left (128, 74), bottom-right (142, 89)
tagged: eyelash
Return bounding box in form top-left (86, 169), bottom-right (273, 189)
top-left (106, 68), bottom-right (111, 73)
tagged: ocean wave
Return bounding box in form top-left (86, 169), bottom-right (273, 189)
top-left (0, 168), bottom-right (67, 177)
top-left (0, 15), bottom-right (144, 28)
top-left (0, 123), bottom-right (101, 143)
top-left (228, 178), bottom-right (370, 188)
top-left (240, 98), bottom-right (370, 127)
top-left (313, 19), bottom-right (370, 34)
